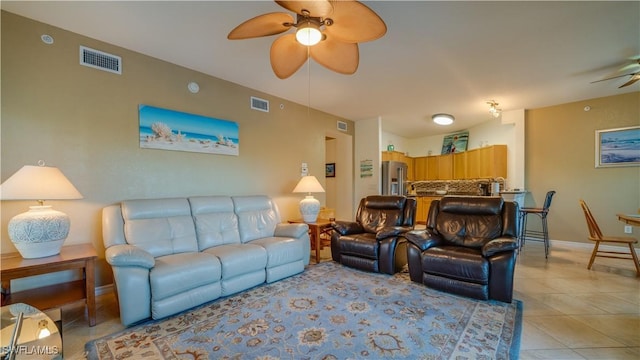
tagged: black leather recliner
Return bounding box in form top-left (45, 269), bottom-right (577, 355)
top-left (404, 196), bottom-right (519, 302)
top-left (331, 195), bottom-right (417, 274)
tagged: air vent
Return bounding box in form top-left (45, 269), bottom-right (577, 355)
top-left (337, 121), bottom-right (348, 132)
top-left (250, 96), bottom-right (269, 112)
top-left (79, 46), bottom-right (121, 74)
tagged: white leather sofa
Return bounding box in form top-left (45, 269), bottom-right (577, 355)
top-left (102, 195), bottom-right (310, 326)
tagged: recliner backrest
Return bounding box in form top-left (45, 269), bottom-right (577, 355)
top-left (232, 195), bottom-right (281, 243)
top-left (427, 197), bottom-right (518, 248)
top-left (189, 196), bottom-right (241, 250)
top-left (356, 195), bottom-right (416, 233)
top-left (121, 198), bottom-right (198, 257)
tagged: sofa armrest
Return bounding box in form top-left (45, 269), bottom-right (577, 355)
top-left (275, 223), bottom-right (309, 238)
top-left (482, 237), bottom-right (518, 257)
top-left (105, 244), bottom-right (155, 268)
top-left (331, 221), bottom-right (364, 236)
top-left (376, 226), bottom-right (413, 240)
top-left (404, 230), bottom-right (442, 252)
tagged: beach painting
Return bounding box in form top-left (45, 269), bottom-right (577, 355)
top-left (139, 105), bottom-right (239, 156)
top-left (595, 126), bottom-right (640, 167)
top-left (441, 130), bottom-right (469, 154)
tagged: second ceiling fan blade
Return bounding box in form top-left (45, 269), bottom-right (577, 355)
top-left (619, 74), bottom-right (640, 88)
top-left (275, 0), bottom-right (333, 18)
top-left (270, 34), bottom-right (309, 79)
top-left (228, 12), bottom-right (294, 39)
top-left (311, 36), bottom-right (359, 75)
top-left (323, 0), bottom-right (387, 43)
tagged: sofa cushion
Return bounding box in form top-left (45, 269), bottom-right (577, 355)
top-left (203, 243), bottom-right (267, 278)
top-left (421, 246), bottom-right (489, 284)
top-left (249, 237), bottom-right (305, 267)
top-left (122, 198), bottom-right (198, 257)
top-left (232, 196), bottom-right (281, 243)
top-left (189, 196), bottom-right (241, 250)
top-left (150, 252), bottom-right (221, 301)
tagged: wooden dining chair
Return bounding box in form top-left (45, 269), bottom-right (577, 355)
top-left (579, 199), bottom-right (640, 276)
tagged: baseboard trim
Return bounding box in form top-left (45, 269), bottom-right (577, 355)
top-left (538, 238), bottom-right (639, 254)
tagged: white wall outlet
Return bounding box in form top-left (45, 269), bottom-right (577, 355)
top-left (301, 162), bottom-right (308, 177)
top-left (624, 225), bottom-right (633, 234)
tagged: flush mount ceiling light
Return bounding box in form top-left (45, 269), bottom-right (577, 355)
top-left (487, 100), bottom-right (502, 118)
top-left (432, 113), bottom-right (455, 126)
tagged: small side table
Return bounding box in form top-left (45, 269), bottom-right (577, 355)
top-left (288, 219), bottom-right (333, 264)
top-left (1, 244), bottom-right (97, 327)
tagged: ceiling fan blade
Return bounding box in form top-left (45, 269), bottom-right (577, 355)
top-left (228, 12), bottom-right (294, 40)
top-left (590, 72), bottom-right (637, 84)
top-left (619, 74), bottom-right (640, 88)
top-left (310, 36), bottom-right (359, 75)
top-left (275, 0), bottom-right (333, 17)
top-left (323, 0), bottom-right (387, 43)
top-left (270, 34), bottom-right (309, 79)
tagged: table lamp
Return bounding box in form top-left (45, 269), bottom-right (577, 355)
top-left (0, 163), bottom-right (83, 258)
top-left (293, 175), bottom-right (325, 223)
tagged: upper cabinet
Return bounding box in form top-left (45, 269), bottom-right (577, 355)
top-left (391, 145), bottom-right (507, 181)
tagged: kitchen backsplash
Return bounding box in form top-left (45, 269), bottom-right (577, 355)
top-left (410, 178), bottom-right (505, 196)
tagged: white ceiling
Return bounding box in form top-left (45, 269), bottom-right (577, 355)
top-left (3, 1), bottom-right (639, 138)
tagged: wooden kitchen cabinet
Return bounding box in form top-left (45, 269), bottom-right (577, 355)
top-left (437, 154), bottom-right (453, 180)
top-left (426, 156), bottom-right (439, 180)
top-left (453, 152), bottom-right (467, 179)
top-left (479, 145), bottom-right (507, 178)
top-left (415, 196), bottom-right (441, 224)
top-left (413, 157), bottom-right (428, 180)
top-left (464, 145), bottom-right (507, 179)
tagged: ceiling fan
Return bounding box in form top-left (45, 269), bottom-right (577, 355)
top-left (591, 58), bottom-right (640, 88)
top-left (227, 0), bottom-right (387, 79)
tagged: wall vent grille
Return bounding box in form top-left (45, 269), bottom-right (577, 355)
top-left (250, 96), bottom-right (269, 112)
top-left (79, 46), bottom-right (122, 74)
top-left (337, 121), bottom-right (348, 132)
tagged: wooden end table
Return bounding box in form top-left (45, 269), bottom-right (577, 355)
top-left (1, 243), bottom-right (97, 327)
top-left (288, 219), bottom-right (333, 264)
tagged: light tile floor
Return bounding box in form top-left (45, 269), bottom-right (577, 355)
top-left (59, 241), bottom-right (639, 359)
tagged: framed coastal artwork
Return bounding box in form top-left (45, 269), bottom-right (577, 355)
top-left (139, 104), bottom-right (239, 156)
top-left (326, 163), bottom-right (336, 177)
top-left (595, 126), bottom-right (640, 167)
top-left (441, 130), bottom-right (469, 154)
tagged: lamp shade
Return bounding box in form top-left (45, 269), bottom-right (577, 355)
top-left (1, 165), bottom-right (83, 200)
top-left (1, 165), bottom-right (83, 259)
top-left (293, 176), bottom-right (325, 223)
top-left (292, 175), bottom-right (325, 194)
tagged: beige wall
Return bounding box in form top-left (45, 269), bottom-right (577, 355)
top-left (1, 12), bottom-right (353, 287)
top-left (525, 92), bottom-right (640, 244)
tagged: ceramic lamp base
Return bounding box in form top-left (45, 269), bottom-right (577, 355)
top-left (8, 205), bottom-right (70, 258)
top-left (299, 195), bottom-right (320, 223)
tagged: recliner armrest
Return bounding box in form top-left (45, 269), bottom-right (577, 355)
top-left (376, 226), bottom-right (413, 240)
top-left (331, 221), bottom-right (364, 235)
top-left (404, 230), bottom-right (442, 251)
top-left (482, 237), bottom-right (518, 257)
top-left (275, 223), bottom-right (309, 238)
top-left (105, 244), bottom-right (155, 268)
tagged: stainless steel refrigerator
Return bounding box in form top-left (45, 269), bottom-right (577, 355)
top-left (381, 161), bottom-right (408, 196)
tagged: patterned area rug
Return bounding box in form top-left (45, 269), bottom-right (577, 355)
top-left (86, 262), bottom-right (522, 359)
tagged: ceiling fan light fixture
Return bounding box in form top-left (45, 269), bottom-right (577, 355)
top-left (296, 21), bottom-right (322, 46)
top-left (487, 100), bottom-right (502, 118)
top-left (432, 113), bottom-right (455, 126)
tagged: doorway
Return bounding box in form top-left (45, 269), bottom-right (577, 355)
top-left (325, 131), bottom-right (353, 220)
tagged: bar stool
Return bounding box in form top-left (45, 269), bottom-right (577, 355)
top-left (519, 190), bottom-right (556, 258)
